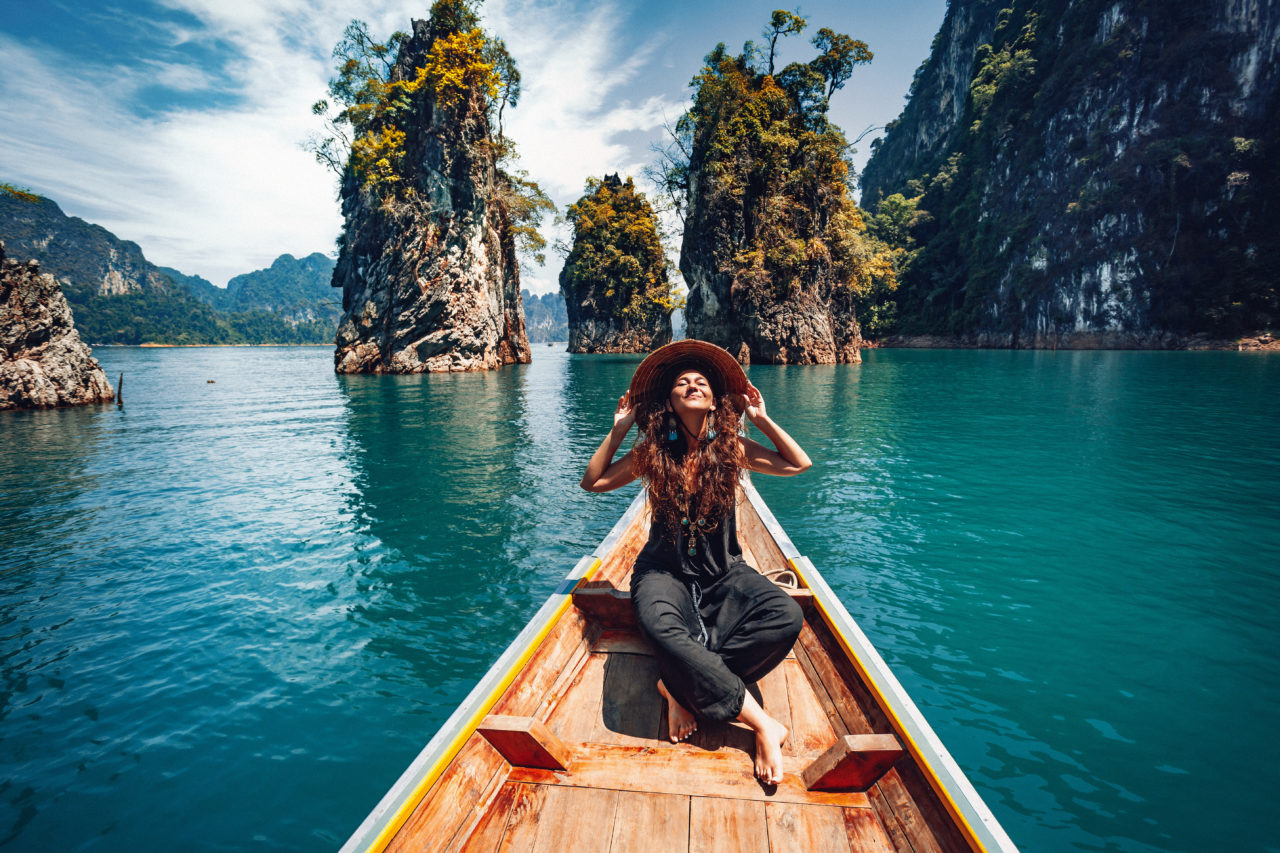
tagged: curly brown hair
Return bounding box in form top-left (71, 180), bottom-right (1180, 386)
top-left (632, 394), bottom-right (747, 541)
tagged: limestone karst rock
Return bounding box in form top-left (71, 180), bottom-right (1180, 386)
top-left (331, 15), bottom-right (532, 374)
top-left (1, 242), bottom-right (114, 410)
top-left (861, 0), bottom-right (1279, 345)
top-left (561, 175), bottom-right (673, 354)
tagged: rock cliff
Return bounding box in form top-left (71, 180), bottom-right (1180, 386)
top-left (1, 242), bottom-right (114, 410)
top-left (561, 175), bottom-right (673, 354)
top-left (331, 15), bottom-right (531, 373)
top-left (673, 36), bottom-right (896, 364)
top-left (861, 0), bottom-right (1279, 344)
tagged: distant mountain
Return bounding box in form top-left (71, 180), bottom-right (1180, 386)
top-left (0, 192), bottom-right (338, 345)
top-left (522, 290), bottom-right (567, 343)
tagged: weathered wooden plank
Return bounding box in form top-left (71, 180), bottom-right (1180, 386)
top-left (792, 633), bottom-right (852, 738)
top-left (449, 780), bottom-right (519, 853)
top-left (796, 623), bottom-right (877, 736)
top-left (545, 651), bottom-right (609, 745)
top-left (764, 801), bottom-right (852, 853)
top-left (872, 769), bottom-right (947, 853)
top-left (736, 501), bottom-right (789, 576)
top-left (888, 761), bottom-right (973, 853)
top-left (609, 791), bottom-right (691, 853)
top-left (841, 807), bottom-right (897, 853)
top-left (594, 519), bottom-right (649, 587)
top-left (533, 623), bottom-right (598, 722)
top-left (497, 784), bottom-right (620, 853)
top-left (573, 581), bottom-right (637, 629)
top-left (386, 733), bottom-right (508, 853)
top-left (784, 656), bottom-right (841, 756)
top-left (477, 715), bottom-right (574, 771)
top-left (803, 618), bottom-right (890, 734)
top-left (505, 742), bottom-right (872, 808)
top-left (690, 796), bottom-right (768, 853)
top-left (490, 606), bottom-right (592, 718)
top-left (801, 735), bottom-right (904, 791)
top-left (867, 783), bottom-right (914, 853)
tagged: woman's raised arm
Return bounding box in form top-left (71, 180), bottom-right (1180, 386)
top-left (734, 385), bottom-right (812, 476)
top-left (580, 390), bottom-right (641, 492)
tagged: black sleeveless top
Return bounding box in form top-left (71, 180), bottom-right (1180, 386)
top-left (632, 498), bottom-right (750, 584)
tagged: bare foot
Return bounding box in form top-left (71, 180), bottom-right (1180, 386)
top-left (657, 679), bottom-right (697, 742)
top-left (737, 690), bottom-right (789, 785)
top-left (751, 715), bottom-right (789, 785)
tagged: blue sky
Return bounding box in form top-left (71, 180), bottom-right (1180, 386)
top-left (0, 0), bottom-right (946, 293)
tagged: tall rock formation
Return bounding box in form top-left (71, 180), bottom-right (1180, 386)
top-left (561, 175), bottom-right (673, 353)
top-left (330, 10), bottom-right (532, 373)
top-left (1, 242), bottom-right (114, 410)
top-left (673, 31), bottom-right (897, 364)
top-left (861, 0), bottom-right (1279, 345)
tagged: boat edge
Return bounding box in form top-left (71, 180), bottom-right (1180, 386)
top-left (338, 490), bottom-right (650, 853)
top-left (739, 478), bottom-right (1019, 853)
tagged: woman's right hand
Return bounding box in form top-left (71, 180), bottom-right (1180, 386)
top-left (614, 390), bottom-right (636, 430)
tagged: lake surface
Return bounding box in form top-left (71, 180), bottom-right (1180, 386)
top-left (1, 346), bottom-right (1277, 852)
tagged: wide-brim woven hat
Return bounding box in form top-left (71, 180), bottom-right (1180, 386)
top-left (628, 339), bottom-right (750, 410)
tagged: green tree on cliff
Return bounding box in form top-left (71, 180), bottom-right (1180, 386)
top-left (305, 1), bottom-right (552, 265)
top-left (562, 175), bottom-right (679, 321)
top-left (656, 13), bottom-right (897, 332)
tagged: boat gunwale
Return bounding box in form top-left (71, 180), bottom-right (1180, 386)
top-left (338, 491), bottom-right (650, 853)
top-left (738, 477), bottom-right (1018, 853)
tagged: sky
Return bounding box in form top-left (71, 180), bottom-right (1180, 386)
top-left (0, 0), bottom-right (946, 294)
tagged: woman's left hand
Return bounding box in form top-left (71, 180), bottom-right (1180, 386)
top-left (734, 384), bottom-right (766, 424)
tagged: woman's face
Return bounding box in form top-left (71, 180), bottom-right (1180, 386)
top-left (668, 370), bottom-right (716, 416)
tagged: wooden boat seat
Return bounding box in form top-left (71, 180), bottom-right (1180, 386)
top-left (571, 578), bottom-right (815, 629)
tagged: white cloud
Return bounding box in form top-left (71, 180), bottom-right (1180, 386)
top-left (1, 0), bottom-right (685, 293)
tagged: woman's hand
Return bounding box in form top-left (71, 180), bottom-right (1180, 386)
top-left (614, 389), bottom-right (636, 431)
top-left (733, 384), bottom-right (766, 424)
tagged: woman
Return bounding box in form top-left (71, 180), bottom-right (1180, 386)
top-left (580, 340), bottom-right (812, 786)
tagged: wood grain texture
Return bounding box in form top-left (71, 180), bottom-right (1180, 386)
top-left (594, 518), bottom-right (649, 587)
top-left (490, 607), bottom-right (591, 718)
top-left (796, 624), bottom-right (876, 736)
top-left (803, 618), bottom-right (891, 733)
top-left (449, 780), bottom-right (519, 853)
top-left (608, 791), bottom-right (691, 853)
top-left (735, 501), bottom-right (788, 576)
top-left (783, 657), bottom-right (841, 756)
top-left (887, 761), bottom-right (973, 853)
top-left (841, 807), bottom-right (897, 853)
top-left (386, 733), bottom-right (508, 853)
top-left (872, 769), bottom-right (946, 853)
top-left (505, 742), bottom-right (872, 808)
top-left (764, 801), bottom-right (851, 853)
top-left (801, 735), bottom-right (904, 791)
top-left (867, 783), bottom-right (914, 853)
top-left (477, 715), bottom-right (574, 770)
top-left (497, 784), bottom-right (620, 853)
top-left (573, 582), bottom-right (637, 629)
top-left (690, 796), bottom-right (768, 853)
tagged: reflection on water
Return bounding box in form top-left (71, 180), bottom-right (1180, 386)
top-left (0, 346), bottom-right (1277, 852)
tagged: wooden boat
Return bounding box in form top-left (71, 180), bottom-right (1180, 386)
top-left (340, 481), bottom-right (1018, 852)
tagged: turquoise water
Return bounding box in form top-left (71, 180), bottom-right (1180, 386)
top-left (1, 347), bottom-right (1277, 852)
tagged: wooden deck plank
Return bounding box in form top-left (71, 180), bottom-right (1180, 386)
top-left (449, 780), bottom-right (519, 853)
top-left (386, 733), bottom-right (508, 853)
top-left (884, 762), bottom-right (972, 853)
top-left (505, 742), bottom-right (872, 808)
top-left (793, 633), bottom-right (853, 738)
top-left (545, 651), bottom-right (610, 744)
top-left (873, 769), bottom-right (946, 853)
top-left (796, 623), bottom-right (876, 736)
top-left (842, 807), bottom-right (897, 853)
top-left (783, 657), bottom-right (840, 756)
top-left (609, 791), bottom-right (691, 853)
top-left (534, 622), bottom-right (599, 722)
top-left (594, 519), bottom-right (649, 587)
top-left (736, 502), bottom-right (788, 575)
top-left (491, 607), bottom-right (593, 718)
top-left (867, 784), bottom-right (914, 853)
top-left (690, 796), bottom-right (768, 853)
top-left (498, 784), bottom-right (620, 853)
top-left (765, 801), bottom-right (851, 853)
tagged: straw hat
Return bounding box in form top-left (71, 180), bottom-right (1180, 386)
top-left (628, 340), bottom-right (750, 409)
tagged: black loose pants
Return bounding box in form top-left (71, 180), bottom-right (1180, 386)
top-left (630, 564), bottom-right (804, 721)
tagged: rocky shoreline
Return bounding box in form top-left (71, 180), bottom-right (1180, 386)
top-left (870, 332), bottom-right (1280, 352)
top-left (1, 242), bottom-right (115, 410)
